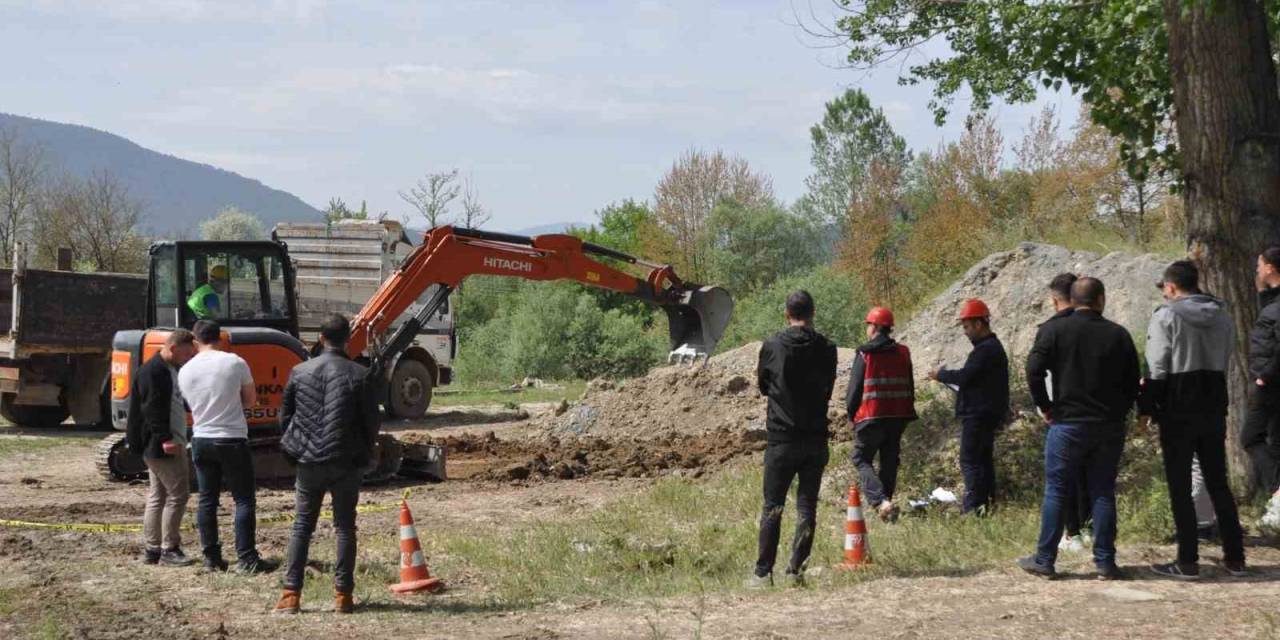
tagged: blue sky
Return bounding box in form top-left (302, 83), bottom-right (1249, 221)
top-left (2, 0), bottom-right (1078, 232)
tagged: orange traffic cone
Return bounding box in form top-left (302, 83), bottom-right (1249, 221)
top-left (839, 483), bottom-right (872, 569)
top-left (389, 500), bottom-right (444, 595)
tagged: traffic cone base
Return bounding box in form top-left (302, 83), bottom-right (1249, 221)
top-left (838, 483), bottom-right (872, 570)
top-left (389, 500), bottom-right (445, 595)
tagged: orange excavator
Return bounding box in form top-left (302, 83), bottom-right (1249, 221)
top-left (99, 226), bottom-right (733, 481)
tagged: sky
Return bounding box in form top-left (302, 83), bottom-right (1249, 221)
top-left (1, 0), bottom-right (1079, 233)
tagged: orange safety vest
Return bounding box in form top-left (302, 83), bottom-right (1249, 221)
top-left (853, 344), bottom-right (916, 424)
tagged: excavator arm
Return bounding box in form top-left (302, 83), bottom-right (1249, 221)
top-left (346, 226), bottom-right (733, 371)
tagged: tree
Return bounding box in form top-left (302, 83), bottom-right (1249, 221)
top-left (798, 88), bottom-right (910, 228)
top-left (400, 169), bottom-right (460, 229)
top-left (0, 128), bottom-right (45, 266)
top-left (33, 171), bottom-right (147, 273)
top-left (201, 206), bottom-right (265, 241)
top-left (654, 148), bottom-right (774, 282)
top-left (834, 0), bottom-right (1280, 490)
top-left (459, 176), bottom-right (492, 229)
top-left (706, 200), bottom-right (821, 295)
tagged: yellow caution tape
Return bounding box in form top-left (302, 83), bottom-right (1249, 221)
top-left (0, 501), bottom-right (397, 533)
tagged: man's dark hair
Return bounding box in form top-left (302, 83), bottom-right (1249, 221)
top-left (320, 314), bottom-right (352, 346)
top-left (1048, 273), bottom-right (1077, 301)
top-left (192, 320), bottom-right (221, 344)
top-left (1161, 260), bottom-right (1200, 293)
top-left (166, 328), bottom-right (195, 347)
top-left (1262, 246), bottom-right (1280, 271)
top-left (785, 290), bottom-right (815, 321)
top-left (1070, 277), bottom-right (1106, 308)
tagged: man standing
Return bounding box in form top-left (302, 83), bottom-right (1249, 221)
top-left (1244, 246), bottom-right (1280, 527)
top-left (1020, 277), bottom-right (1139, 580)
top-left (274, 315), bottom-right (381, 615)
top-left (846, 306), bottom-right (917, 523)
top-left (127, 329), bottom-right (198, 566)
top-left (929, 299), bottom-right (1009, 515)
top-left (178, 319), bottom-right (275, 574)
top-left (1041, 274), bottom-right (1091, 553)
top-left (1141, 261), bottom-right (1245, 579)
top-left (750, 291), bottom-right (838, 588)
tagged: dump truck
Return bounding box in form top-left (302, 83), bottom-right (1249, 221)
top-left (0, 243), bottom-right (147, 428)
top-left (271, 220), bottom-right (455, 418)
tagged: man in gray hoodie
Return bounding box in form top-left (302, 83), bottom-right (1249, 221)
top-left (1140, 260), bottom-right (1245, 579)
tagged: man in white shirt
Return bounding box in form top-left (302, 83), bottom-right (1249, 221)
top-left (178, 319), bottom-right (276, 574)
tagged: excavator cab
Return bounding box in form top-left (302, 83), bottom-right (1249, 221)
top-left (148, 241), bottom-right (300, 336)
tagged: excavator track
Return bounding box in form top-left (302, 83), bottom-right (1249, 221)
top-left (96, 432), bottom-right (148, 482)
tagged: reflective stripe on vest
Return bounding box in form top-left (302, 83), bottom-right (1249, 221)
top-left (854, 344), bottom-right (915, 424)
top-left (187, 283), bottom-right (217, 319)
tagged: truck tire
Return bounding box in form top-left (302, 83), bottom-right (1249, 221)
top-left (0, 393), bottom-right (69, 428)
top-left (386, 359), bottom-right (433, 419)
top-left (362, 433), bottom-right (403, 484)
top-left (95, 432), bottom-right (148, 481)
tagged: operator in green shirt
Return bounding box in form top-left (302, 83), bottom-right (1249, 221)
top-left (187, 265), bottom-right (228, 320)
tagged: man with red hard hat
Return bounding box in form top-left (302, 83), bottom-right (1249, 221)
top-left (930, 299), bottom-right (1009, 514)
top-left (846, 306), bottom-right (917, 522)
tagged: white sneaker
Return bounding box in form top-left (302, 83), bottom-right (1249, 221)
top-left (1058, 534), bottom-right (1085, 553)
top-left (1259, 492), bottom-right (1280, 533)
top-left (1080, 532), bottom-right (1093, 548)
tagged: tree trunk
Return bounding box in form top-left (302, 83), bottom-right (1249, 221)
top-left (1164, 0), bottom-right (1280, 495)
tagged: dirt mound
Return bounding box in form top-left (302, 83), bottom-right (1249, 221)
top-left (402, 428), bottom-right (769, 482)
top-left (532, 342), bottom-right (858, 441)
top-left (899, 242), bottom-right (1165, 379)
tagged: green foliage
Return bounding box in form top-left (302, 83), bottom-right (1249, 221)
top-left (717, 265), bottom-right (867, 351)
top-left (799, 87), bottom-right (911, 227)
top-left (200, 206), bottom-right (265, 241)
top-left (323, 196), bottom-right (369, 224)
top-left (569, 199), bottom-right (661, 320)
top-left (705, 200), bottom-right (822, 295)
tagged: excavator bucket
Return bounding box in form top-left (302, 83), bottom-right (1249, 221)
top-left (663, 285), bottom-right (734, 365)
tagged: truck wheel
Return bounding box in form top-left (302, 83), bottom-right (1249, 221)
top-left (386, 359), bottom-right (433, 419)
top-left (362, 433), bottom-right (404, 484)
top-left (0, 394), bottom-right (70, 428)
top-left (95, 432), bottom-right (148, 481)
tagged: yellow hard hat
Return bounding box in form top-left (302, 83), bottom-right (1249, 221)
top-left (209, 264), bottom-right (229, 280)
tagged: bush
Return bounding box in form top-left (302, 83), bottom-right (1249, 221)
top-left (717, 265), bottom-right (868, 351)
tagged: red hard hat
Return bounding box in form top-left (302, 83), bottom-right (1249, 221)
top-left (959, 298), bottom-right (991, 321)
top-left (865, 306), bottom-right (895, 327)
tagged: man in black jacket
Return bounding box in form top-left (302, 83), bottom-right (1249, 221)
top-left (846, 306), bottom-right (917, 522)
top-left (1141, 260), bottom-right (1245, 579)
top-left (1019, 277), bottom-right (1140, 580)
top-left (273, 315), bottom-right (381, 615)
top-left (1244, 246), bottom-right (1280, 528)
top-left (930, 299), bottom-right (1008, 514)
top-left (750, 290), bottom-right (838, 588)
top-left (126, 329), bottom-right (197, 566)
top-left (1040, 274), bottom-right (1091, 553)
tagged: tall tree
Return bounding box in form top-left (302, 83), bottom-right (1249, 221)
top-left (834, 0), bottom-right (1280, 488)
top-left (400, 169), bottom-right (460, 229)
top-left (201, 206), bottom-right (265, 241)
top-left (0, 128), bottom-right (45, 266)
top-left (654, 148), bottom-right (774, 282)
top-left (459, 176), bottom-right (492, 229)
top-left (33, 171), bottom-right (147, 273)
top-left (798, 88), bottom-right (910, 228)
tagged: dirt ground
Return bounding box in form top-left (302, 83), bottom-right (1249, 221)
top-left (3, 406), bottom-right (1280, 640)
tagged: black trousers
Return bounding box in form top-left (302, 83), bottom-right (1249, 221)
top-left (283, 461), bottom-right (362, 594)
top-left (1159, 415), bottom-right (1244, 564)
top-left (1241, 387), bottom-right (1280, 495)
top-left (959, 417), bottom-right (998, 513)
top-left (851, 421), bottom-right (905, 507)
top-left (191, 437), bottom-right (258, 563)
top-left (1062, 469), bottom-right (1092, 537)
top-left (755, 438), bottom-right (829, 577)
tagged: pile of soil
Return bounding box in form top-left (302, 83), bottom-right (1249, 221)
top-left (532, 342), bottom-right (857, 441)
top-left (401, 427), bottom-right (770, 481)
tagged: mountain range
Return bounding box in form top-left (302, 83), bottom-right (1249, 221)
top-left (0, 113), bottom-right (321, 234)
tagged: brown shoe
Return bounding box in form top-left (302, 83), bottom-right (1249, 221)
top-left (272, 590), bottom-right (300, 615)
top-left (334, 591), bottom-right (354, 614)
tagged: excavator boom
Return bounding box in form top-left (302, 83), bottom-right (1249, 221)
top-left (347, 226), bottom-right (733, 368)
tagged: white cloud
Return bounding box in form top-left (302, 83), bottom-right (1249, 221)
top-left (22, 0), bottom-right (327, 25)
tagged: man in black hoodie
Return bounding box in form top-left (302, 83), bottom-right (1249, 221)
top-left (846, 306), bottom-right (917, 523)
top-left (1141, 260), bottom-right (1245, 579)
top-left (930, 299), bottom-right (1008, 514)
top-left (1244, 246), bottom-right (1280, 527)
top-left (750, 290), bottom-right (838, 588)
top-left (1019, 277), bottom-right (1140, 580)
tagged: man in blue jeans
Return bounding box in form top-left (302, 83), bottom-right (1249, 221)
top-left (1020, 277), bottom-right (1140, 580)
top-left (178, 319), bottom-right (276, 574)
top-left (273, 315), bottom-right (382, 614)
